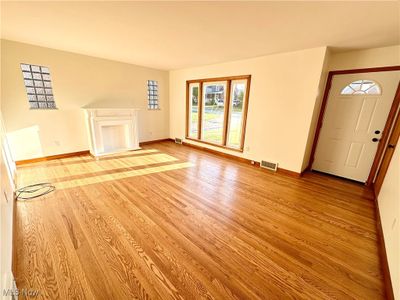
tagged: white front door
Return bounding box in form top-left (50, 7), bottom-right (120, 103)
top-left (313, 71), bottom-right (400, 182)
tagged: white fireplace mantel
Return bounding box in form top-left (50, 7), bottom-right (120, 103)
top-left (83, 108), bottom-right (140, 157)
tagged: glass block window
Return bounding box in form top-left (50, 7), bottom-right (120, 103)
top-left (341, 80), bottom-right (381, 95)
top-left (20, 63), bottom-right (57, 109)
top-left (147, 80), bottom-right (159, 110)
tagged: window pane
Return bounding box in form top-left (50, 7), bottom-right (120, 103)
top-left (28, 94), bottom-right (37, 101)
top-left (47, 101), bottom-right (56, 109)
top-left (35, 88), bottom-right (44, 94)
top-left (21, 64), bottom-right (31, 71)
top-left (42, 74), bottom-right (51, 81)
top-left (24, 80), bottom-right (34, 86)
top-left (29, 102), bottom-right (39, 109)
top-left (227, 80), bottom-right (247, 148)
top-left (202, 82), bottom-right (226, 144)
top-left (34, 80), bottom-right (43, 87)
top-left (341, 80), bottom-right (381, 95)
top-left (188, 83), bottom-right (199, 138)
top-left (26, 87), bottom-right (35, 94)
top-left (23, 72), bottom-right (32, 79)
top-left (367, 85), bottom-right (381, 94)
top-left (38, 102), bottom-right (47, 109)
top-left (32, 73), bottom-right (42, 80)
top-left (31, 65), bottom-right (41, 72)
top-left (361, 81), bottom-right (374, 91)
top-left (41, 66), bottom-right (50, 73)
top-left (341, 86), bottom-right (354, 95)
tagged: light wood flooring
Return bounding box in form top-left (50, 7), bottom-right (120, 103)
top-left (14, 141), bottom-right (385, 299)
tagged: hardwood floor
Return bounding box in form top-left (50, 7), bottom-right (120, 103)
top-left (15, 141), bottom-right (385, 299)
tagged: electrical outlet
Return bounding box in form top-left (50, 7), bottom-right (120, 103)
top-left (54, 140), bottom-right (60, 146)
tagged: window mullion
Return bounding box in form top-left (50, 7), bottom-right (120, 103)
top-left (198, 81), bottom-right (203, 140)
top-left (185, 82), bottom-right (190, 138)
top-left (239, 78), bottom-right (251, 150)
top-left (222, 80), bottom-right (231, 146)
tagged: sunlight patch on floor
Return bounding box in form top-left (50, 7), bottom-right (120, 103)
top-left (17, 149), bottom-right (194, 190)
top-left (18, 149), bottom-right (160, 168)
top-left (53, 162), bottom-right (194, 190)
top-left (17, 153), bottom-right (177, 185)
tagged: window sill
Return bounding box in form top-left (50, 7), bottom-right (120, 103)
top-left (185, 137), bottom-right (243, 153)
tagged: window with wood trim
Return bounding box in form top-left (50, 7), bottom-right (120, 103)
top-left (186, 75), bottom-right (251, 151)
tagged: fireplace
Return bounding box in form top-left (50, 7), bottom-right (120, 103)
top-left (84, 108), bottom-right (140, 157)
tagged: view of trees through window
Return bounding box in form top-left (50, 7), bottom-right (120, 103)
top-left (186, 76), bottom-right (250, 151)
top-left (227, 81), bottom-right (246, 148)
top-left (189, 83), bottom-right (199, 138)
top-left (202, 82), bottom-right (226, 144)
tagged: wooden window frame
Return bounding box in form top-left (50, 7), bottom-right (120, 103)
top-left (185, 75), bottom-right (251, 152)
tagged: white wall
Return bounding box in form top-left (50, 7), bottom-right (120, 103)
top-left (1, 40), bottom-right (169, 161)
top-left (378, 146), bottom-right (400, 299)
top-left (169, 47), bottom-right (328, 173)
top-left (301, 48), bottom-right (332, 171)
top-left (329, 45), bottom-right (400, 71)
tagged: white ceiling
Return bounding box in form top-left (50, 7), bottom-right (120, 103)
top-left (1, 1), bottom-right (399, 70)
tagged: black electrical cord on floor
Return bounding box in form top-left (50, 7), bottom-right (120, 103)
top-left (16, 183), bottom-right (56, 200)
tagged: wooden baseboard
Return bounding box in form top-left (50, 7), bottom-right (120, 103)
top-left (15, 138), bottom-right (172, 166)
top-left (373, 187), bottom-right (394, 300)
top-left (181, 141), bottom-right (251, 164)
top-left (139, 138), bottom-right (173, 146)
top-left (301, 166), bottom-right (311, 175)
top-left (15, 150), bottom-right (90, 166)
top-left (277, 167), bottom-right (302, 178)
top-left (16, 139), bottom-right (173, 165)
top-left (180, 140), bottom-right (301, 177)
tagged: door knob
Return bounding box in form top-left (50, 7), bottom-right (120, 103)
top-left (388, 144), bottom-right (396, 148)
top-left (372, 138), bottom-right (379, 142)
